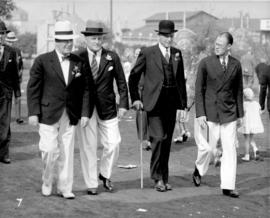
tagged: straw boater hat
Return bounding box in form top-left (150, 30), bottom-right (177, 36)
top-left (81, 21), bottom-right (108, 36)
top-left (54, 20), bottom-right (76, 40)
top-left (155, 20), bottom-right (178, 34)
top-left (0, 21), bottom-right (9, 34)
top-left (6, 31), bottom-right (18, 42)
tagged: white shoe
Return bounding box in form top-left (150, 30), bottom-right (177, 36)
top-left (174, 136), bottom-right (183, 143)
top-left (58, 191), bottom-right (75, 199)
top-left (41, 184), bottom-right (52, 196)
top-left (241, 154), bottom-right (250, 161)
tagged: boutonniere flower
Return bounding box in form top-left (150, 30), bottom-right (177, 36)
top-left (174, 52), bottom-right (180, 61)
top-left (106, 54), bottom-right (112, 61)
top-left (72, 65), bottom-right (81, 78)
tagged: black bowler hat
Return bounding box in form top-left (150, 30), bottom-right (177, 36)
top-left (81, 21), bottom-right (108, 36)
top-left (155, 20), bottom-right (178, 34)
top-left (0, 21), bottom-right (9, 34)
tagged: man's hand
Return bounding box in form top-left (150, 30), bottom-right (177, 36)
top-left (132, 100), bottom-right (143, 111)
top-left (80, 117), bottom-right (89, 128)
top-left (28, 115), bottom-right (39, 126)
top-left (15, 97), bottom-right (21, 102)
top-left (176, 109), bottom-right (187, 122)
top-left (118, 108), bottom-right (127, 119)
top-left (197, 116), bottom-right (207, 129)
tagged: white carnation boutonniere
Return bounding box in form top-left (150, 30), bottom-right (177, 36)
top-left (105, 54), bottom-right (113, 61)
top-left (72, 65), bottom-right (82, 78)
top-left (174, 52), bottom-right (180, 61)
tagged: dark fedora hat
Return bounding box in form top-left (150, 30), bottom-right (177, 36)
top-left (155, 20), bottom-right (178, 34)
top-left (81, 21), bottom-right (108, 36)
top-left (0, 21), bottom-right (9, 34)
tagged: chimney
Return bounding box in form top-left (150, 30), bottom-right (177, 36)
top-left (183, 11), bottom-right (186, 29)
top-left (239, 11), bottom-right (243, 28)
top-left (245, 13), bottom-right (249, 29)
top-left (165, 11), bottom-right (169, 20)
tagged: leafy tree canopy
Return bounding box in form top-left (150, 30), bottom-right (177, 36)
top-left (0, 0), bottom-right (15, 19)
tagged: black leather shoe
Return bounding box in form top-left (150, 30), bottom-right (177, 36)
top-left (165, 183), bottom-right (172, 191)
top-left (0, 157), bottom-right (11, 164)
top-left (222, 189), bottom-right (239, 198)
top-left (154, 180), bottom-right (166, 192)
top-left (192, 166), bottom-right (201, 187)
top-left (87, 188), bottom-right (98, 195)
top-left (99, 174), bottom-right (113, 192)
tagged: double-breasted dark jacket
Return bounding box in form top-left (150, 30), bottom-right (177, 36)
top-left (0, 45), bottom-right (20, 99)
top-left (128, 44), bottom-right (187, 111)
top-left (259, 65), bottom-right (270, 112)
top-left (195, 55), bottom-right (244, 124)
top-left (76, 48), bottom-right (129, 120)
top-left (27, 50), bottom-right (91, 125)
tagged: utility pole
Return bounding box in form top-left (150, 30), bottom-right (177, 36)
top-left (110, 0), bottom-right (113, 32)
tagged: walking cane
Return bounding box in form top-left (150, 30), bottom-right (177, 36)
top-left (138, 108), bottom-right (144, 189)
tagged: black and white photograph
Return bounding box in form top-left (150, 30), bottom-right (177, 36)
top-left (0, 0), bottom-right (269, 217)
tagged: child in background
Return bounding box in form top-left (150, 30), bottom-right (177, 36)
top-left (238, 88), bottom-right (264, 161)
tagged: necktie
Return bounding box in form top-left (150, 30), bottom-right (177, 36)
top-left (61, 54), bottom-right (70, 62)
top-left (221, 57), bottom-right (226, 72)
top-left (165, 49), bottom-right (170, 63)
top-left (0, 46), bottom-right (3, 61)
top-left (91, 52), bottom-right (99, 80)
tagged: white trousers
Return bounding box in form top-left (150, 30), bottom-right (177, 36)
top-left (76, 108), bottom-right (121, 189)
top-left (39, 110), bottom-right (75, 193)
top-left (194, 119), bottom-right (237, 190)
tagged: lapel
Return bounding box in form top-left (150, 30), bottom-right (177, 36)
top-left (50, 50), bottom-right (66, 86)
top-left (216, 56), bottom-right (238, 91)
top-left (2, 46), bottom-right (11, 70)
top-left (171, 48), bottom-right (178, 77)
top-left (67, 58), bottom-right (75, 86)
top-left (153, 45), bottom-right (164, 74)
top-left (98, 48), bottom-right (110, 77)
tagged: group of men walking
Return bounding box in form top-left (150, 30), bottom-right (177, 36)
top-left (1, 18), bottom-right (268, 200)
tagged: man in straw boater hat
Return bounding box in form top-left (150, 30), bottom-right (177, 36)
top-left (76, 21), bottom-right (128, 195)
top-left (5, 31), bottom-right (24, 124)
top-left (0, 21), bottom-right (21, 164)
top-left (27, 20), bottom-right (91, 199)
top-left (129, 20), bottom-right (187, 192)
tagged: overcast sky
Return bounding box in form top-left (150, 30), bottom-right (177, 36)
top-left (14, 0), bottom-right (270, 28)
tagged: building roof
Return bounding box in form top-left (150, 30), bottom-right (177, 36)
top-left (218, 17), bottom-right (261, 31)
top-left (145, 11), bottom-right (218, 22)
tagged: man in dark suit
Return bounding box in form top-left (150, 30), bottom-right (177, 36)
top-left (0, 21), bottom-right (20, 164)
top-left (129, 20), bottom-right (187, 192)
top-left (259, 64), bottom-right (270, 117)
top-left (255, 58), bottom-right (268, 85)
top-left (27, 20), bottom-right (91, 199)
top-left (5, 31), bottom-right (24, 124)
top-left (193, 32), bottom-right (243, 198)
top-left (76, 22), bottom-right (129, 195)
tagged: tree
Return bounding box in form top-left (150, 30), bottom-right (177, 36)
top-left (0, 0), bottom-right (15, 19)
top-left (17, 32), bottom-right (37, 58)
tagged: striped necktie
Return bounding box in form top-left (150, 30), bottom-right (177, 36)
top-left (221, 57), bottom-right (226, 72)
top-left (165, 49), bottom-right (170, 63)
top-left (91, 52), bottom-right (99, 80)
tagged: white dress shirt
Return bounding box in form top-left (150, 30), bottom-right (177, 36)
top-left (87, 48), bottom-right (101, 67)
top-left (219, 54), bottom-right (229, 67)
top-left (158, 43), bottom-right (171, 59)
top-left (55, 50), bottom-right (70, 85)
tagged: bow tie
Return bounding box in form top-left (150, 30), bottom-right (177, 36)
top-left (61, 54), bottom-right (70, 62)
